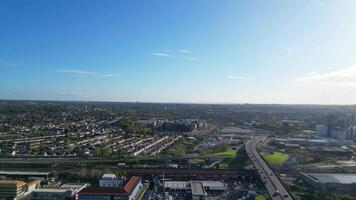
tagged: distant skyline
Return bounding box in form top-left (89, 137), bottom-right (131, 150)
top-left (1, 0), bottom-right (356, 104)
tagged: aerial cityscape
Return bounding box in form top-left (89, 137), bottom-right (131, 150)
top-left (1, 0), bottom-right (356, 200)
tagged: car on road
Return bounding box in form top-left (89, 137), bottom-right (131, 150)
top-left (273, 190), bottom-right (280, 196)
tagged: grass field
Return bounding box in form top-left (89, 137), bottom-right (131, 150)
top-left (190, 158), bottom-right (205, 165)
top-left (262, 151), bottom-right (289, 165)
top-left (206, 149), bottom-right (237, 157)
top-left (255, 195), bottom-right (266, 200)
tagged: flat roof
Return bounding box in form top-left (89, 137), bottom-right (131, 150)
top-left (60, 183), bottom-right (88, 190)
top-left (102, 174), bottom-right (116, 179)
top-left (164, 181), bottom-right (187, 189)
top-left (34, 188), bottom-right (70, 193)
top-left (0, 171), bottom-right (49, 176)
top-left (202, 181), bottom-right (225, 188)
top-left (0, 180), bottom-right (26, 187)
top-left (308, 173), bottom-right (356, 184)
top-left (191, 182), bottom-right (205, 196)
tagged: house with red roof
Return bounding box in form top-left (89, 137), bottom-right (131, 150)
top-left (78, 176), bottom-right (142, 200)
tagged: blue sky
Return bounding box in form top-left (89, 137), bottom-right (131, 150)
top-left (1, 0), bottom-right (356, 104)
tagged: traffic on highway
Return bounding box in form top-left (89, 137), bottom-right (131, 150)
top-left (246, 138), bottom-right (293, 200)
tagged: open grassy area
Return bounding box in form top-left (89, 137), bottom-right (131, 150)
top-left (255, 195), bottom-right (266, 200)
top-left (262, 151), bottom-right (289, 165)
top-left (189, 158), bottom-right (205, 165)
top-left (206, 149), bottom-right (237, 157)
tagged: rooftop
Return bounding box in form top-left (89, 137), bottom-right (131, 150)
top-left (0, 180), bottom-right (27, 188)
top-left (79, 176), bottom-right (141, 196)
top-left (60, 183), bottom-right (88, 190)
top-left (123, 176), bottom-right (141, 194)
top-left (202, 181), bottom-right (225, 188)
top-left (164, 181), bottom-right (188, 189)
top-left (78, 187), bottom-right (124, 195)
top-left (27, 179), bottom-right (41, 186)
top-left (33, 188), bottom-right (70, 193)
top-left (191, 182), bottom-right (206, 196)
top-left (101, 174), bottom-right (116, 179)
top-left (307, 173), bottom-right (356, 184)
top-left (0, 171), bottom-right (50, 176)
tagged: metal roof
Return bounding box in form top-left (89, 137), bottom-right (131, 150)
top-left (0, 170), bottom-right (49, 176)
top-left (308, 173), bottom-right (356, 184)
top-left (164, 181), bottom-right (187, 189)
top-left (202, 181), bottom-right (225, 188)
top-left (191, 182), bottom-right (205, 196)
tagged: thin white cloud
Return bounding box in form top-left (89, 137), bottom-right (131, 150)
top-left (296, 64), bottom-right (356, 85)
top-left (152, 52), bottom-right (173, 57)
top-left (178, 49), bottom-right (191, 53)
top-left (226, 75), bottom-right (252, 80)
top-left (102, 74), bottom-right (120, 77)
top-left (53, 69), bottom-right (96, 76)
top-left (184, 57), bottom-right (200, 62)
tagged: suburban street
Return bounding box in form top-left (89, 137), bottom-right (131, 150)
top-left (246, 138), bottom-right (293, 200)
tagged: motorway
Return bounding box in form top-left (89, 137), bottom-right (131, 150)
top-left (246, 138), bottom-right (292, 200)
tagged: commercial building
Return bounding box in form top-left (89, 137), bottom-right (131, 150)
top-left (32, 188), bottom-right (73, 200)
top-left (300, 172), bottom-right (356, 194)
top-left (331, 130), bottom-right (346, 141)
top-left (99, 174), bottom-right (124, 188)
top-left (275, 138), bottom-right (331, 146)
top-left (307, 146), bottom-right (353, 160)
top-left (78, 176), bottom-right (142, 200)
top-left (316, 125), bottom-right (328, 137)
top-left (164, 180), bottom-right (226, 200)
top-left (32, 183), bottom-right (88, 200)
top-left (191, 182), bottom-right (206, 200)
top-left (0, 180), bottom-right (27, 199)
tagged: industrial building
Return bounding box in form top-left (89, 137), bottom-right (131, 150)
top-left (300, 172), bottom-right (356, 194)
top-left (164, 180), bottom-right (226, 199)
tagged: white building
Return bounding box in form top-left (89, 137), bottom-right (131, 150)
top-left (99, 174), bottom-right (123, 188)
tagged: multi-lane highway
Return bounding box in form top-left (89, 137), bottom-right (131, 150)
top-left (246, 138), bottom-right (293, 200)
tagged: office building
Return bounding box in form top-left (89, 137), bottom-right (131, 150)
top-left (316, 125), bottom-right (328, 137)
top-left (164, 180), bottom-right (226, 200)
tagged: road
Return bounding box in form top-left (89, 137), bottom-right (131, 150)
top-left (245, 138), bottom-right (292, 200)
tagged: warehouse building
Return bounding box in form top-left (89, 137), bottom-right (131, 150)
top-left (300, 172), bottom-right (356, 194)
top-left (164, 180), bottom-right (226, 199)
